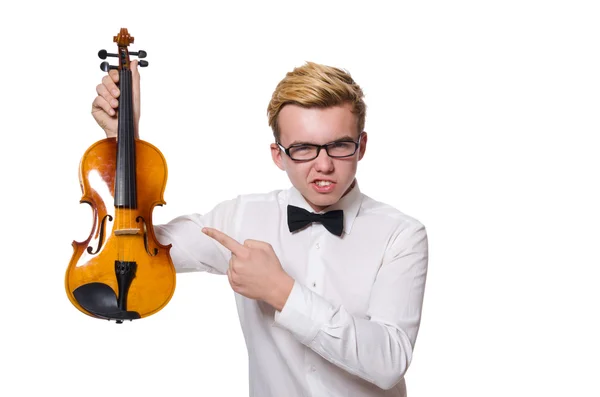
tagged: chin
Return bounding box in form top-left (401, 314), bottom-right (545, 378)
top-left (305, 192), bottom-right (341, 209)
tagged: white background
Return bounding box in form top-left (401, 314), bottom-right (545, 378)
top-left (1, 1), bottom-right (598, 396)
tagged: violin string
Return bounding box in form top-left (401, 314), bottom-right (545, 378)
top-left (128, 67), bottom-right (136, 266)
top-left (126, 69), bottom-right (138, 262)
top-left (119, 67), bottom-right (124, 265)
top-left (116, 67), bottom-right (121, 265)
top-left (125, 67), bottom-right (129, 264)
top-left (126, 67), bottom-right (132, 265)
top-left (125, 67), bottom-right (129, 263)
top-left (121, 67), bottom-right (126, 265)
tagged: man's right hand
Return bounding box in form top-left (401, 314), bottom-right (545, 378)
top-left (91, 60), bottom-right (141, 138)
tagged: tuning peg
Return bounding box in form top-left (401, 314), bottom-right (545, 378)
top-left (130, 50), bottom-right (147, 58)
top-left (100, 61), bottom-right (118, 72)
top-left (98, 49), bottom-right (118, 59)
top-left (139, 60), bottom-right (149, 67)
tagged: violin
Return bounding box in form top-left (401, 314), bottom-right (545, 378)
top-left (65, 28), bottom-right (176, 323)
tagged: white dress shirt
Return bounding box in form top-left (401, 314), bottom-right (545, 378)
top-left (154, 180), bottom-right (428, 397)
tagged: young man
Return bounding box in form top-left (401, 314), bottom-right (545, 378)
top-left (92, 60), bottom-right (428, 396)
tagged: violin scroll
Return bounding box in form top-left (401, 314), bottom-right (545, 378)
top-left (98, 28), bottom-right (149, 71)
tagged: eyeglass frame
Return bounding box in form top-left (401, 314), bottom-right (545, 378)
top-left (276, 132), bottom-right (364, 161)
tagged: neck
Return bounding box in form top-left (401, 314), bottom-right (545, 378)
top-left (114, 69), bottom-right (137, 208)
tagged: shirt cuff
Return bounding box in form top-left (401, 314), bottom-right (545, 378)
top-left (272, 281), bottom-right (336, 345)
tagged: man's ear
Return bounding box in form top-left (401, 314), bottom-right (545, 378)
top-left (271, 143), bottom-right (286, 170)
top-left (358, 131), bottom-right (368, 161)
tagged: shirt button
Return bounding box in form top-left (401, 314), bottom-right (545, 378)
top-left (310, 365), bottom-right (316, 372)
top-left (315, 242), bottom-right (320, 249)
top-left (312, 282), bottom-right (316, 288)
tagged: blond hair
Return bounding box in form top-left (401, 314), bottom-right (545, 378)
top-left (267, 61), bottom-right (366, 141)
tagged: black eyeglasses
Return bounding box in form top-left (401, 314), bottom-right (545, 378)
top-left (277, 133), bottom-right (363, 161)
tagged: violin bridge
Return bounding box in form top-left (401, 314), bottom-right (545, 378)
top-left (114, 228), bottom-right (141, 235)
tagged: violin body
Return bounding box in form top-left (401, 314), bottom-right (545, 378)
top-left (65, 139), bottom-right (175, 321)
top-left (65, 28), bottom-right (176, 322)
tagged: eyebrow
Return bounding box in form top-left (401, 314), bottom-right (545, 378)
top-left (288, 135), bottom-right (356, 146)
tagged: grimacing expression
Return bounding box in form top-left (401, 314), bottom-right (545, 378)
top-left (270, 103), bottom-right (367, 212)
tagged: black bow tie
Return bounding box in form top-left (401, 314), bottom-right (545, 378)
top-left (287, 205), bottom-right (344, 236)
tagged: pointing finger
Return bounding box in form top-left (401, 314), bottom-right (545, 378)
top-left (202, 227), bottom-right (246, 256)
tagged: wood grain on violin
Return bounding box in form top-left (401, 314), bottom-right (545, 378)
top-left (65, 28), bottom-right (176, 322)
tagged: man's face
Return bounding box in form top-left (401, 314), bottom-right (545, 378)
top-left (270, 103), bottom-right (367, 212)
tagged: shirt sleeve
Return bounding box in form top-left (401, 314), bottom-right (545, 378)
top-left (153, 197), bottom-right (241, 275)
top-left (272, 222), bottom-right (428, 390)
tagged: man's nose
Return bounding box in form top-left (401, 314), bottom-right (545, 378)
top-left (314, 148), bottom-right (334, 172)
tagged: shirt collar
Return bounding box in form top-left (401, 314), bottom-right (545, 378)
top-left (287, 179), bottom-right (363, 235)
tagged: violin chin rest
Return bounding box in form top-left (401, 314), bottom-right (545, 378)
top-left (73, 282), bottom-right (141, 321)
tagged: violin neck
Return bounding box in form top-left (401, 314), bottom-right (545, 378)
top-left (115, 69), bottom-right (137, 209)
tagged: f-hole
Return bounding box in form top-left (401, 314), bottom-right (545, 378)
top-left (136, 216), bottom-right (158, 256)
top-left (87, 214), bottom-right (113, 254)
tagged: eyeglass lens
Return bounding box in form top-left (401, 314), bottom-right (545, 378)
top-left (288, 141), bottom-right (356, 160)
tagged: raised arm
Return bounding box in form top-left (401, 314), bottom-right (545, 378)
top-left (153, 197), bottom-right (242, 275)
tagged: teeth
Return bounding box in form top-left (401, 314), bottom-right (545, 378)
top-left (316, 181), bottom-right (332, 186)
